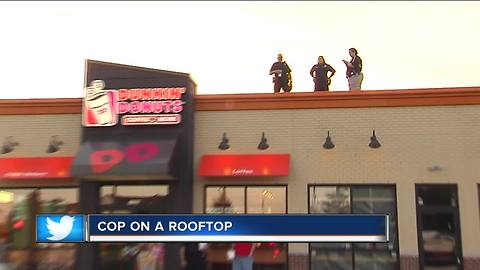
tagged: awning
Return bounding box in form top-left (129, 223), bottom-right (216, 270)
top-left (198, 154), bottom-right (290, 177)
top-left (0, 157), bottom-right (73, 179)
top-left (71, 139), bottom-right (177, 180)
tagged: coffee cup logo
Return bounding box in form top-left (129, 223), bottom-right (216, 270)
top-left (84, 80), bottom-right (117, 126)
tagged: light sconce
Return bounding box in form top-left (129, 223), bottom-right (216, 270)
top-left (257, 132), bottom-right (269, 150)
top-left (218, 132), bottom-right (230, 150)
top-left (46, 136), bottom-right (64, 153)
top-left (369, 130), bottom-right (381, 149)
top-left (427, 165), bottom-right (442, 172)
top-left (323, 131), bottom-right (335, 149)
top-left (1, 136), bottom-right (19, 154)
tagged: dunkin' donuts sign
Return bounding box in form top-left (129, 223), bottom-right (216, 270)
top-left (83, 80), bottom-right (186, 127)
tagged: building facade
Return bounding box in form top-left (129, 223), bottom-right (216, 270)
top-left (1, 86), bottom-right (480, 270)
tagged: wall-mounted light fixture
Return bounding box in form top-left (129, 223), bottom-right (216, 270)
top-left (323, 131), bottom-right (335, 149)
top-left (257, 132), bottom-right (269, 150)
top-left (369, 130), bottom-right (381, 149)
top-left (218, 132), bottom-right (230, 150)
top-left (427, 165), bottom-right (442, 172)
top-left (1, 136), bottom-right (19, 154)
top-left (46, 136), bottom-right (64, 153)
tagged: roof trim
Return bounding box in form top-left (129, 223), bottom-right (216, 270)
top-left (0, 98), bottom-right (82, 115)
top-left (195, 87), bottom-right (480, 111)
top-left (1, 87), bottom-right (480, 115)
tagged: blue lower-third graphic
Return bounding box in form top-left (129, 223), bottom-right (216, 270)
top-left (36, 215), bottom-right (85, 242)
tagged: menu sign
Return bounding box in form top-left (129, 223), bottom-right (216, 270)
top-left (83, 80), bottom-right (186, 127)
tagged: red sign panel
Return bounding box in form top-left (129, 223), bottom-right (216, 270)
top-left (198, 154), bottom-right (290, 177)
top-left (0, 157), bottom-right (73, 179)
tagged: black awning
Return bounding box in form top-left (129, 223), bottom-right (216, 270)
top-left (71, 138), bottom-right (177, 180)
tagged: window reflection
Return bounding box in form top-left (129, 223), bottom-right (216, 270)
top-left (310, 186), bottom-right (350, 214)
top-left (206, 187), bottom-right (244, 214)
top-left (310, 247), bottom-right (353, 270)
top-left (246, 187), bottom-right (286, 214)
top-left (309, 185), bottom-right (398, 270)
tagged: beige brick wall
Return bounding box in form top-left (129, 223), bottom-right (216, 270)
top-left (0, 114), bottom-right (81, 157)
top-left (1, 104), bottom-right (480, 260)
top-left (194, 105), bottom-right (480, 257)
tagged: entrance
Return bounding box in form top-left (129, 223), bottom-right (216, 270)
top-left (99, 185), bottom-right (169, 270)
top-left (416, 185), bottom-right (463, 270)
top-left (205, 185), bottom-right (288, 270)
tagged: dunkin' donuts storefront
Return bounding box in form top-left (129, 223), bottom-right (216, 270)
top-left (72, 60), bottom-right (196, 269)
top-left (2, 61), bottom-right (480, 270)
top-left (0, 60), bottom-right (196, 270)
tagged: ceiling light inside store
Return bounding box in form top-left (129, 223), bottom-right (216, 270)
top-left (0, 191), bottom-right (14, 203)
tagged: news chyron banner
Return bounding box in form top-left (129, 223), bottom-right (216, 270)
top-left (36, 214), bottom-right (389, 243)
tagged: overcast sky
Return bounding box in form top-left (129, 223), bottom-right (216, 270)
top-left (0, 1), bottom-right (479, 98)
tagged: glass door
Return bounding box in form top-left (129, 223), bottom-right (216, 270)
top-left (416, 185), bottom-right (463, 270)
top-left (99, 185), bottom-right (169, 270)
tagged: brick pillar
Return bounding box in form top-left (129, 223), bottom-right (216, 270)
top-left (464, 257), bottom-right (480, 270)
top-left (288, 254), bottom-right (309, 270)
top-left (400, 255), bottom-right (419, 270)
top-left (401, 256), bottom-right (480, 270)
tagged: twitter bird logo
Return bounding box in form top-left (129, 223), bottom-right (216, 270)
top-left (36, 215), bottom-right (85, 242)
top-left (47, 216), bottom-right (75, 241)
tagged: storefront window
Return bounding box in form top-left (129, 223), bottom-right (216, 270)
top-left (205, 185), bottom-right (288, 270)
top-left (246, 187), bottom-right (286, 214)
top-left (206, 186), bottom-right (244, 214)
top-left (0, 187), bottom-right (78, 270)
top-left (100, 185), bottom-right (169, 270)
top-left (309, 185), bottom-right (399, 270)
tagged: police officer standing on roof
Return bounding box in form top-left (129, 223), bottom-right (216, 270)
top-left (310, 56), bottom-right (336, 91)
top-left (269, 53), bottom-right (292, 93)
top-left (343, 48), bottom-right (363, 90)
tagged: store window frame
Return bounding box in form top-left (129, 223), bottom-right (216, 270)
top-left (415, 184), bottom-right (464, 270)
top-left (204, 184), bottom-right (288, 215)
top-left (97, 182), bottom-right (171, 270)
top-left (99, 182), bottom-right (170, 212)
top-left (204, 184), bottom-right (289, 269)
top-left (307, 183), bottom-right (400, 270)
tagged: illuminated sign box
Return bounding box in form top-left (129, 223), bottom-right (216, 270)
top-left (82, 80), bottom-right (186, 127)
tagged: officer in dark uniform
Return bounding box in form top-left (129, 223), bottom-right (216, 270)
top-left (310, 56), bottom-right (336, 91)
top-left (269, 54), bottom-right (292, 93)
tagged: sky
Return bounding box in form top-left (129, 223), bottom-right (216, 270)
top-left (0, 1), bottom-right (479, 99)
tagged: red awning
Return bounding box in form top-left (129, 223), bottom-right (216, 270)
top-left (198, 154), bottom-right (290, 177)
top-left (0, 157), bottom-right (73, 179)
